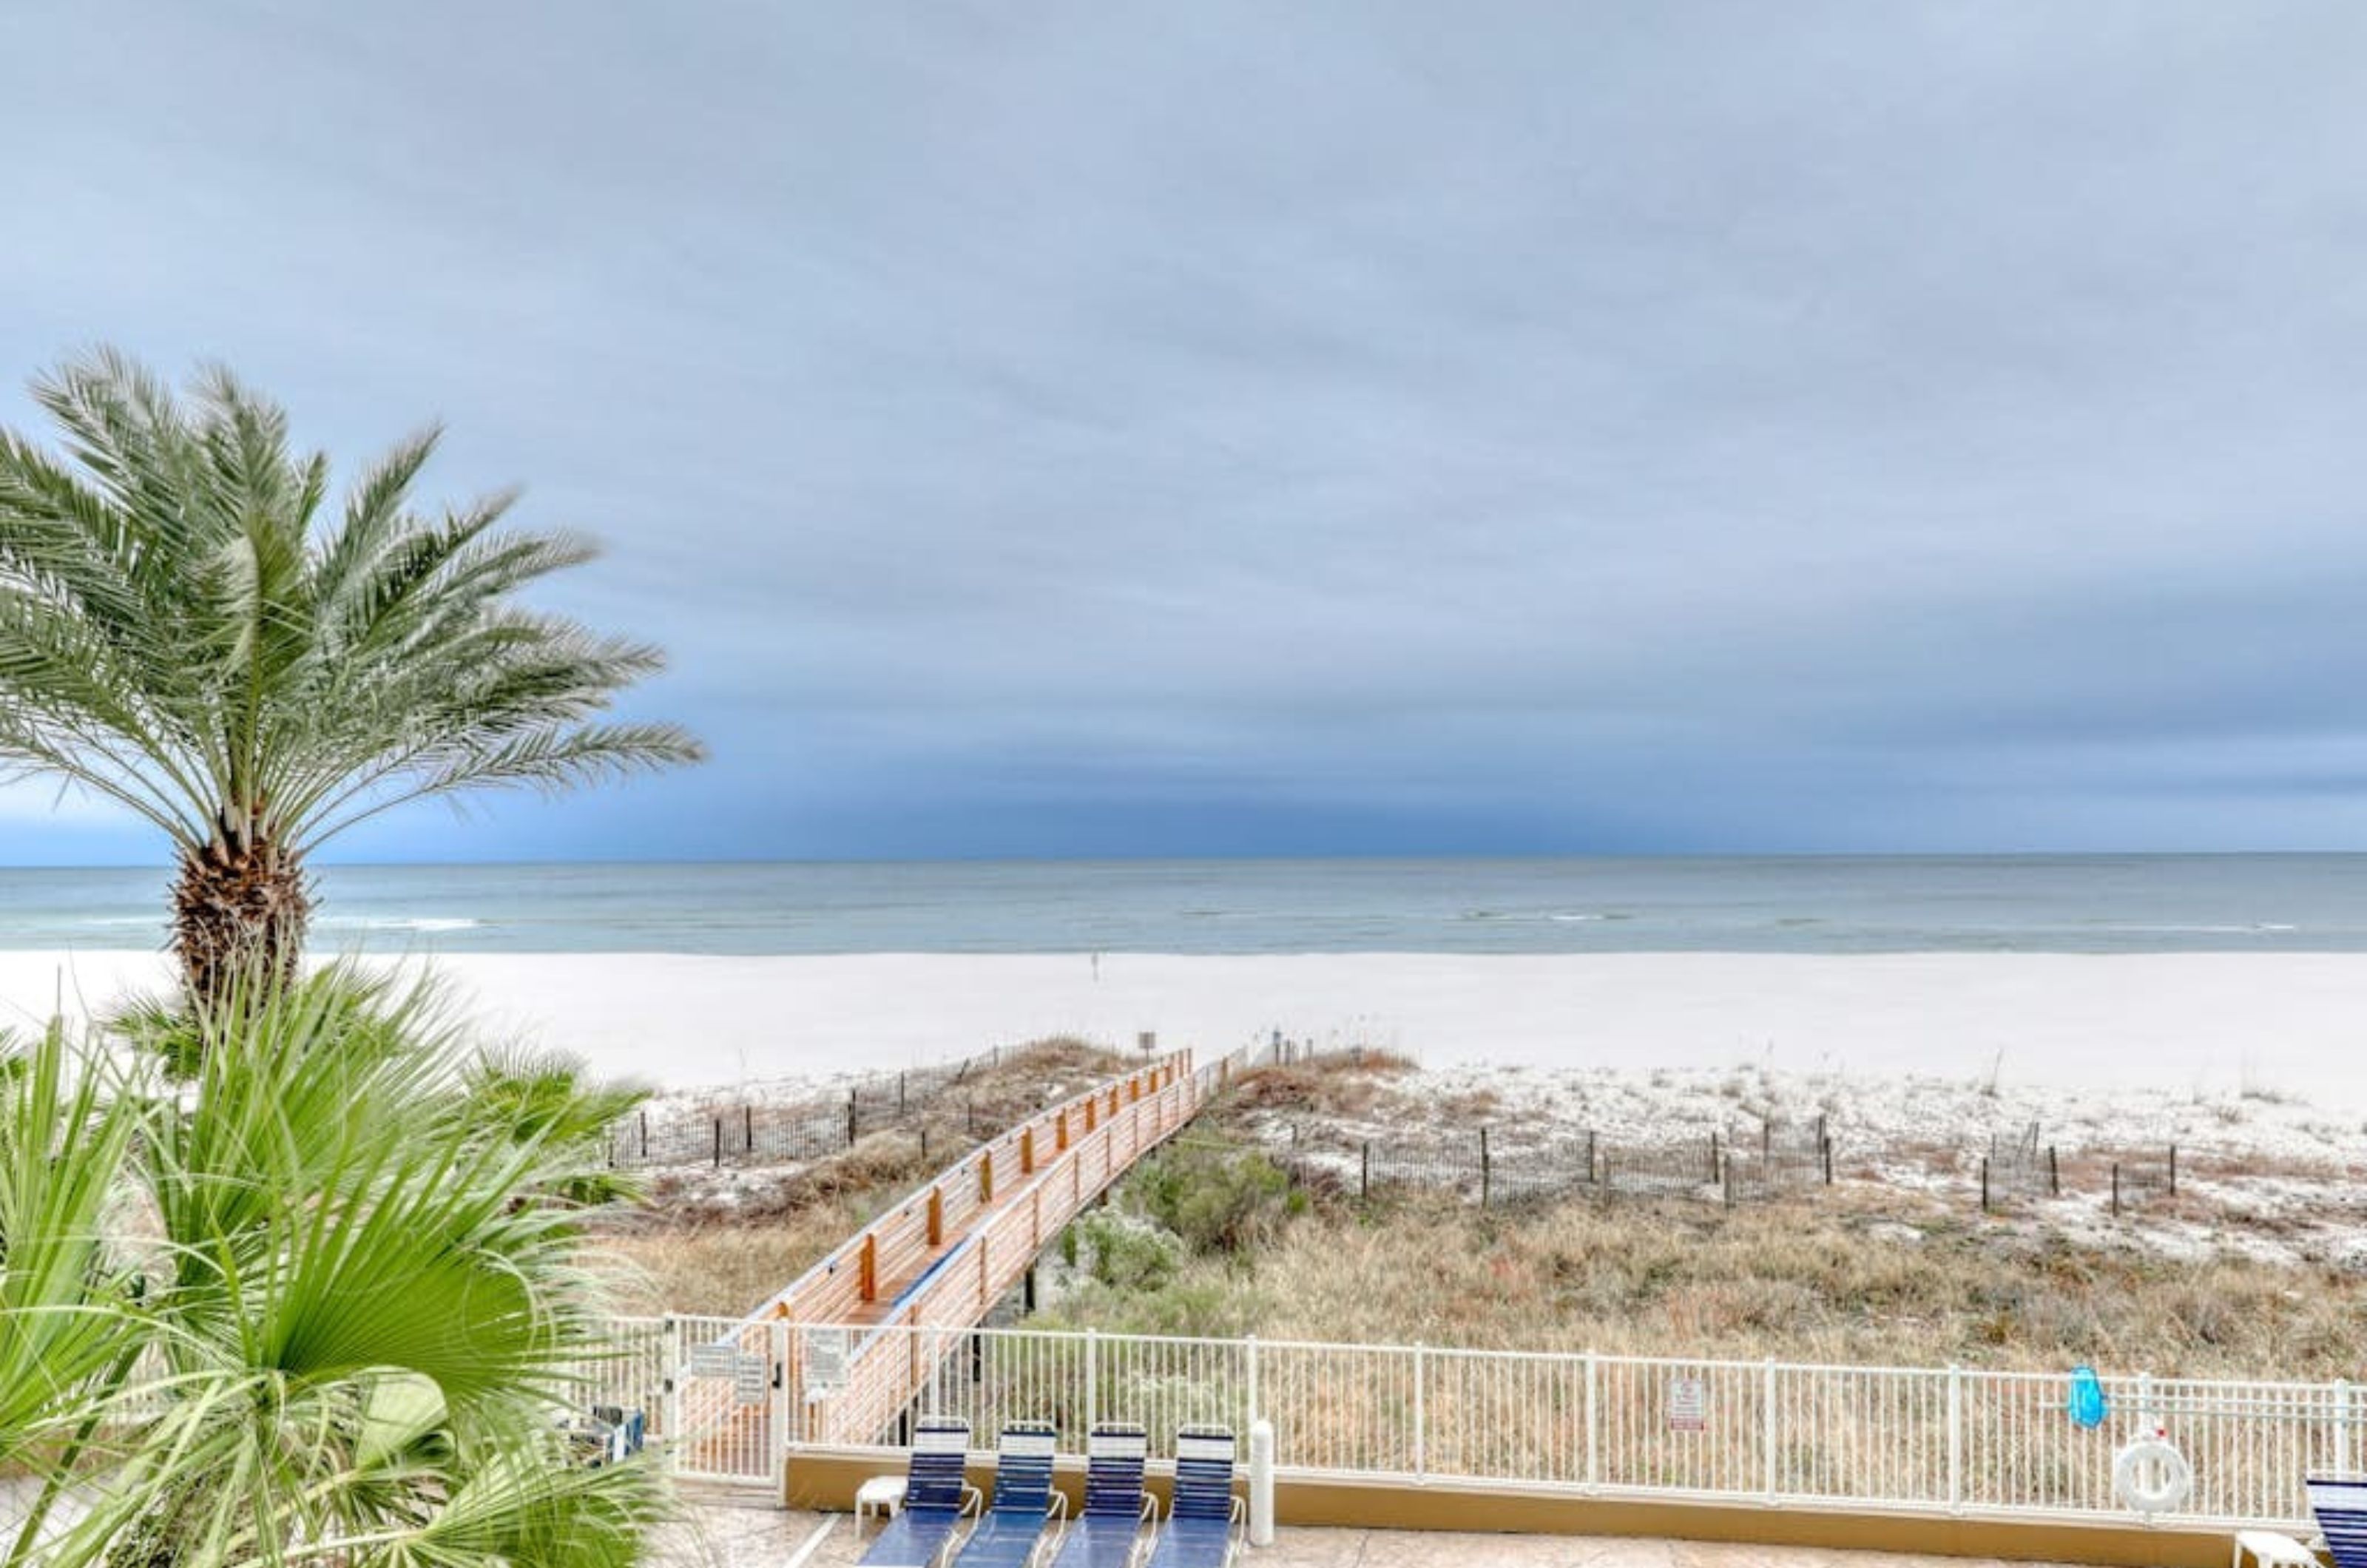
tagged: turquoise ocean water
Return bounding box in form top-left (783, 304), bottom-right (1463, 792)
top-left (1, 856), bottom-right (2363, 955)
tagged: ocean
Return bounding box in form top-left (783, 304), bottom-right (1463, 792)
top-left (2, 855), bottom-right (2363, 956)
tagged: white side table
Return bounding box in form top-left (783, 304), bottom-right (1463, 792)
top-left (2233, 1528), bottom-right (2319, 1568)
top-left (855, 1474), bottom-right (908, 1538)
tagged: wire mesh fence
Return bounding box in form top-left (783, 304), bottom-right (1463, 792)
top-left (604, 1044), bottom-right (1013, 1169)
top-left (1253, 1116), bottom-right (1836, 1209)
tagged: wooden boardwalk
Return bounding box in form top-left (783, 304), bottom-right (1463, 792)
top-left (677, 1051), bottom-right (1206, 1473)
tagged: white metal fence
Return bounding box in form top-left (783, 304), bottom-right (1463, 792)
top-left (710, 1322), bottom-right (2353, 1530)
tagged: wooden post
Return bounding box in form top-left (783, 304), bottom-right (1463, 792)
top-left (1980, 1156), bottom-right (1990, 1213)
top-left (1085, 1098), bottom-right (1098, 1134)
top-left (899, 1072), bottom-right (908, 1115)
top-left (2169, 1145), bottom-right (2178, 1196)
top-left (845, 1090), bottom-right (858, 1149)
top-left (928, 1186), bottom-right (944, 1247)
top-left (1586, 1130), bottom-right (1598, 1184)
top-left (859, 1233), bottom-right (877, 1302)
top-left (2112, 1163), bottom-right (2121, 1217)
top-left (712, 1117), bottom-right (722, 1168)
top-left (1021, 1127), bottom-right (1036, 1175)
top-left (1056, 1110), bottom-right (1070, 1152)
top-left (1708, 1131), bottom-right (1721, 1183)
top-left (638, 1110), bottom-right (649, 1160)
top-left (1024, 1265), bottom-right (1038, 1315)
top-left (1361, 1140), bottom-right (1371, 1201)
top-left (1723, 1156), bottom-right (1735, 1207)
top-left (1820, 1135), bottom-right (1834, 1186)
top-left (2047, 1146), bottom-right (2060, 1197)
top-left (980, 1151), bottom-right (995, 1204)
top-left (744, 1104), bottom-right (754, 1155)
top-left (1480, 1126), bottom-right (1493, 1209)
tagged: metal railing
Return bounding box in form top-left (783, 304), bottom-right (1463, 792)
top-left (745, 1322), bottom-right (2349, 1530)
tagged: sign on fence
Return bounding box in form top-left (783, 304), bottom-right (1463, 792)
top-left (1666, 1375), bottom-right (1708, 1432)
top-left (688, 1342), bottom-right (736, 1379)
top-left (734, 1352), bottom-right (771, 1407)
top-left (804, 1327), bottom-right (848, 1395)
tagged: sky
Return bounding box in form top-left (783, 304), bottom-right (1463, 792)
top-left (4, 1), bottom-right (2367, 862)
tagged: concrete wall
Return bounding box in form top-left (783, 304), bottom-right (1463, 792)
top-left (783, 1447), bottom-right (2260, 1567)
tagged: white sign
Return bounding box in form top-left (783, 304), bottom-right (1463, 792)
top-left (734, 1352), bottom-right (771, 1407)
top-left (688, 1343), bottom-right (736, 1379)
top-left (1667, 1376), bottom-right (1708, 1432)
top-left (805, 1327), bottom-right (849, 1395)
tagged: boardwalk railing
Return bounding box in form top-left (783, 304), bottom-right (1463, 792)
top-left (650, 1048), bottom-right (1210, 1479)
top-left (732, 1323), bottom-right (2349, 1532)
top-left (785, 1059), bottom-right (1206, 1447)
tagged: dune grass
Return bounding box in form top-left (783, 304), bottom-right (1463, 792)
top-left (1030, 1132), bottom-right (2367, 1378)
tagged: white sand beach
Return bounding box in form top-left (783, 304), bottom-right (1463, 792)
top-left (4, 947), bottom-right (2366, 1109)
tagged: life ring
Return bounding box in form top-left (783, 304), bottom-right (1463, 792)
top-left (2112, 1433), bottom-right (2193, 1515)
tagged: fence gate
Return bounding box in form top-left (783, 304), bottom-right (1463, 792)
top-left (665, 1315), bottom-right (789, 1489)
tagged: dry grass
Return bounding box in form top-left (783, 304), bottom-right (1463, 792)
top-left (1039, 1169), bottom-right (2367, 1379)
top-left (1217, 1050), bottom-right (1416, 1121)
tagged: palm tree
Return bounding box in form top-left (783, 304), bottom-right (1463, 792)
top-left (0, 350), bottom-right (703, 1007)
top-left (0, 967), bottom-right (666, 1568)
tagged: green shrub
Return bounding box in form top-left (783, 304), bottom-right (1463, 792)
top-left (1132, 1142), bottom-right (1303, 1257)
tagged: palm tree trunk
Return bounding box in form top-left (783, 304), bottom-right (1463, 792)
top-left (171, 834), bottom-right (312, 1011)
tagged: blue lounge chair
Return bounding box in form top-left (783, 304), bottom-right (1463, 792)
top-left (860, 1418), bottom-right (983, 1568)
top-left (1143, 1426), bottom-right (1243, 1568)
top-left (953, 1422), bottom-right (1066, 1568)
top-left (1044, 1424), bottom-right (1152, 1568)
top-left (2310, 1476), bottom-right (2367, 1567)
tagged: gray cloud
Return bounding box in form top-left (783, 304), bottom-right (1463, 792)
top-left (6, 0), bottom-right (2367, 859)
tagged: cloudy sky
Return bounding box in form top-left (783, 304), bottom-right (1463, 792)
top-left (4, 1), bottom-right (2367, 862)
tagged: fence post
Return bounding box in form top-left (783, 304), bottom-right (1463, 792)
top-left (2047, 1145), bottom-right (2059, 1197)
top-left (2112, 1163), bottom-right (2121, 1217)
top-left (663, 1316), bottom-right (683, 1456)
top-left (1820, 1132), bottom-right (1833, 1186)
top-left (847, 1091), bottom-right (860, 1149)
top-left (771, 1317), bottom-right (791, 1487)
top-left (1979, 1157), bottom-right (1990, 1213)
top-left (639, 1110), bottom-right (649, 1161)
top-left (1722, 1155), bottom-right (1734, 1208)
top-left (1246, 1335), bottom-right (1261, 1428)
top-left (1479, 1127), bottom-right (1492, 1209)
top-left (1413, 1344), bottom-right (1427, 1482)
top-left (1586, 1129), bottom-right (1598, 1185)
top-left (1708, 1130), bottom-right (1721, 1183)
top-left (1361, 1140), bottom-right (1371, 1202)
top-left (744, 1104), bottom-right (753, 1155)
top-left (899, 1072), bottom-right (907, 1115)
top-left (1584, 1350), bottom-right (1600, 1490)
top-left (1763, 1359), bottom-right (1778, 1501)
top-left (1084, 1329), bottom-right (1098, 1434)
top-left (2336, 1379), bottom-right (2354, 1479)
top-left (2168, 1143), bottom-right (2178, 1197)
top-left (1947, 1365), bottom-right (1963, 1511)
top-left (712, 1117), bottom-right (722, 1168)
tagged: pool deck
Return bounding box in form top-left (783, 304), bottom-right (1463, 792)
top-left (654, 1498), bottom-right (2084, 1568)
